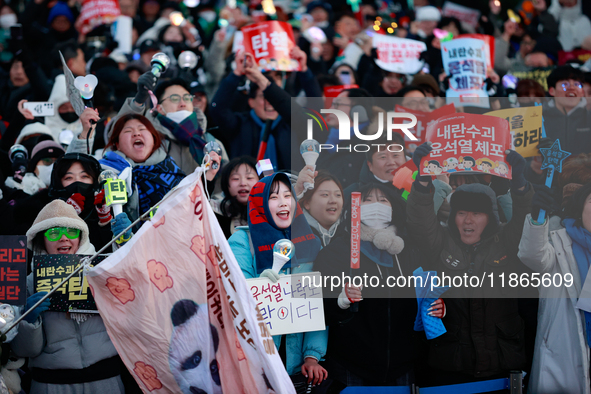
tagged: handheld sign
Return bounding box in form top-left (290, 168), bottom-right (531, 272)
top-left (0, 236), bottom-right (27, 305)
top-left (350, 192), bottom-right (361, 270)
top-left (537, 139), bottom-right (571, 222)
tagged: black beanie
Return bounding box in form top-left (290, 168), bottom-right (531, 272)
top-left (450, 190), bottom-right (493, 216)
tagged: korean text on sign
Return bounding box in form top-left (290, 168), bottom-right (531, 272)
top-left (420, 113), bottom-right (512, 178)
top-left (441, 38), bottom-right (489, 108)
top-left (242, 21), bottom-right (300, 72)
top-left (485, 106), bottom-right (543, 158)
top-left (247, 272), bottom-right (325, 336)
top-left (0, 236), bottom-right (27, 305)
top-left (372, 35), bottom-right (427, 74)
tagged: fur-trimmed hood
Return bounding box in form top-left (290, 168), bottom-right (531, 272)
top-left (26, 199), bottom-right (92, 253)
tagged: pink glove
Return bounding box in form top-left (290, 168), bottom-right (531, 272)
top-left (94, 190), bottom-right (112, 226)
top-left (66, 193), bottom-right (85, 215)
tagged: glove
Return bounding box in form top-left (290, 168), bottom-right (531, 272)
top-left (531, 185), bottom-right (554, 222)
top-left (505, 150), bottom-right (527, 190)
top-left (412, 142), bottom-right (433, 182)
top-left (94, 190), bottom-right (113, 226)
top-left (441, 75), bottom-right (450, 91)
top-left (489, 176), bottom-right (510, 196)
top-left (427, 298), bottom-right (446, 318)
top-left (537, 137), bottom-right (553, 153)
top-left (134, 71), bottom-right (157, 104)
top-left (260, 269), bottom-right (280, 283)
top-left (111, 213), bottom-right (132, 243)
top-left (66, 193), bottom-right (85, 215)
top-left (24, 292), bottom-right (50, 324)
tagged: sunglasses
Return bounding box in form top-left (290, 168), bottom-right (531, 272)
top-left (44, 227), bottom-right (81, 242)
top-left (161, 94), bottom-right (194, 104)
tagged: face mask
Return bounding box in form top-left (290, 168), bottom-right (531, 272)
top-left (59, 111), bottom-right (79, 124)
top-left (0, 14), bottom-right (17, 30)
top-left (199, 10), bottom-right (216, 23)
top-left (165, 110), bottom-right (193, 124)
top-left (361, 202), bottom-right (392, 229)
top-left (37, 163), bottom-right (54, 188)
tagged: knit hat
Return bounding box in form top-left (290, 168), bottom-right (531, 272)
top-left (415, 6), bottom-right (441, 22)
top-left (28, 140), bottom-right (65, 172)
top-left (15, 122), bottom-right (57, 145)
top-left (26, 199), bottom-right (89, 250)
top-left (47, 2), bottom-right (74, 25)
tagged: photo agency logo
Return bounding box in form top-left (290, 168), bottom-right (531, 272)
top-left (304, 106), bottom-right (419, 153)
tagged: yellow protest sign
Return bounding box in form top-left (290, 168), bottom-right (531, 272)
top-left (105, 178), bottom-right (127, 206)
top-left (485, 106), bottom-right (543, 158)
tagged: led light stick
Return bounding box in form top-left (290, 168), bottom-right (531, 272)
top-left (272, 239), bottom-right (294, 273)
top-left (537, 140), bottom-right (570, 223)
top-left (300, 139), bottom-right (320, 191)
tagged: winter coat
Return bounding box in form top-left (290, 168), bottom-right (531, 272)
top-left (228, 227), bottom-right (328, 376)
top-left (517, 215), bottom-right (590, 394)
top-left (313, 228), bottom-right (418, 384)
top-left (45, 74), bottom-right (83, 140)
top-left (11, 200), bottom-right (123, 393)
top-left (542, 98), bottom-right (591, 155)
top-left (302, 208), bottom-right (340, 247)
top-left (210, 73), bottom-right (310, 171)
top-left (406, 182), bottom-right (534, 377)
top-left (104, 97), bottom-right (228, 175)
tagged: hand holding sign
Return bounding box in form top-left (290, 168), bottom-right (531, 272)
top-left (536, 139), bottom-right (571, 222)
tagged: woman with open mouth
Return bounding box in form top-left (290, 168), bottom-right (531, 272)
top-left (228, 172), bottom-right (329, 392)
top-left (10, 199), bottom-right (125, 394)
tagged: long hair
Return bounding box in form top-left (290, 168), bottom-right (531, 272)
top-left (563, 182), bottom-right (591, 227)
top-left (105, 114), bottom-right (162, 156)
top-left (220, 156), bottom-right (259, 221)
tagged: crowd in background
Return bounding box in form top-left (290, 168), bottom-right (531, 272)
top-left (0, 0), bottom-right (591, 392)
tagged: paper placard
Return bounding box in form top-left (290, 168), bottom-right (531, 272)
top-left (372, 35), bottom-right (427, 74)
top-left (247, 272), bottom-right (325, 336)
top-left (0, 236), bottom-right (27, 305)
top-left (485, 106), bottom-right (543, 158)
top-left (442, 2), bottom-right (481, 29)
top-left (393, 103), bottom-right (456, 148)
top-left (242, 21), bottom-right (300, 72)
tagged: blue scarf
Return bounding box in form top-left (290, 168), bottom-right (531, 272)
top-left (249, 110), bottom-right (281, 170)
top-left (564, 218), bottom-right (591, 348)
top-left (247, 173), bottom-right (321, 275)
top-left (361, 240), bottom-right (394, 267)
top-left (100, 152), bottom-right (185, 216)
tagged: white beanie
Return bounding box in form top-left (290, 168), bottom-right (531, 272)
top-left (416, 6), bottom-right (441, 22)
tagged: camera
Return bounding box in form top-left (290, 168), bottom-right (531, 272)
top-left (9, 144), bottom-right (28, 183)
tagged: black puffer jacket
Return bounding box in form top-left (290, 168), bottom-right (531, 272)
top-left (406, 182), bottom-right (534, 378)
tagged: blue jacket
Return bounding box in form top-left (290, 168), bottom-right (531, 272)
top-left (229, 227), bottom-right (328, 376)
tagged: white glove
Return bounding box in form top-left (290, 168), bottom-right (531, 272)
top-left (337, 284), bottom-right (362, 309)
top-left (260, 269), bottom-right (280, 283)
top-left (337, 287), bottom-right (352, 309)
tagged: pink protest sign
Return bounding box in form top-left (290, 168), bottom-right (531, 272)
top-left (87, 169), bottom-right (295, 394)
top-left (242, 21), bottom-right (300, 72)
top-left (420, 113), bottom-right (512, 178)
top-left (350, 192), bottom-right (361, 270)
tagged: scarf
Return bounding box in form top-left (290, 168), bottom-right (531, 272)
top-left (248, 173), bottom-right (321, 275)
top-left (564, 218), bottom-right (591, 348)
top-left (100, 152), bottom-right (185, 216)
top-left (359, 224), bottom-right (405, 267)
top-left (158, 112), bottom-right (207, 163)
top-left (249, 110), bottom-right (281, 170)
top-left (302, 209), bottom-right (340, 247)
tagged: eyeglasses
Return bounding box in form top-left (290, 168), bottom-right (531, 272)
top-left (161, 94), bottom-right (194, 104)
top-left (561, 81), bottom-right (583, 91)
top-left (44, 227), bottom-right (81, 242)
top-left (331, 100), bottom-right (351, 109)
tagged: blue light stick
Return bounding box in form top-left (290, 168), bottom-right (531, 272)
top-left (537, 139), bottom-right (571, 223)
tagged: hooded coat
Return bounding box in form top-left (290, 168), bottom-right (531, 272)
top-left (406, 182), bottom-right (534, 378)
top-left (10, 200), bottom-right (124, 394)
top-left (45, 74), bottom-right (83, 140)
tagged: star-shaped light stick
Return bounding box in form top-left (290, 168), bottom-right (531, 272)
top-left (537, 139), bottom-right (571, 222)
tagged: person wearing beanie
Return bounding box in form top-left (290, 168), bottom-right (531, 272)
top-left (10, 200), bottom-right (125, 394)
top-left (413, 5), bottom-right (441, 39)
top-left (407, 143), bottom-right (534, 385)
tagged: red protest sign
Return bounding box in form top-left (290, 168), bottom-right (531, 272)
top-left (350, 192), bottom-right (361, 270)
top-left (323, 84), bottom-right (359, 108)
top-left (420, 113), bottom-right (512, 178)
top-left (242, 21), bottom-right (300, 72)
top-left (558, 49), bottom-right (591, 66)
top-left (393, 103), bottom-right (456, 148)
top-left (75, 0), bottom-right (120, 35)
top-left (456, 34), bottom-right (495, 70)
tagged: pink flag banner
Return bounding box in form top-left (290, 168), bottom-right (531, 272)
top-left (87, 168), bottom-right (295, 394)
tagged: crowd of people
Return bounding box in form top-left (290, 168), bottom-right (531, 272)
top-left (0, 0), bottom-right (591, 392)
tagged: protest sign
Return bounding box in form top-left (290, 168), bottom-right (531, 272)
top-left (441, 38), bottom-right (489, 108)
top-left (33, 255), bottom-right (107, 313)
top-left (0, 236), bottom-right (26, 305)
top-left (485, 106), bottom-right (543, 158)
top-left (372, 35), bottom-right (427, 74)
top-left (442, 2), bottom-right (481, 29)
top-left (247, 273), bottom-right (325, 336)
top-left (87, 168), bottom-right (295, 394)
top-left (457, 34), bottom-right (494, 70)
top-left (242, 21), bottom-right (299, 72)
top-left (394, 103), bottom-right (456, 149)
top-left (324, 84), bottom-right (359, 108)
top-left (75, 0), bottom-right (120, 34)
top-left (558, 49), bottom-right (591, 66)
top-left (511, 67), bottom-right (554, 91)
top-left (420, 113), bottom-right (512, 178)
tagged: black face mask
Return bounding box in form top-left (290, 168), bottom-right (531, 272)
top-left (59, 111), bottom-right (79, 124)
top-left (166, 42), bottom-right (187, 59)
top-left (56, 181), bottom-right (96, 219)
